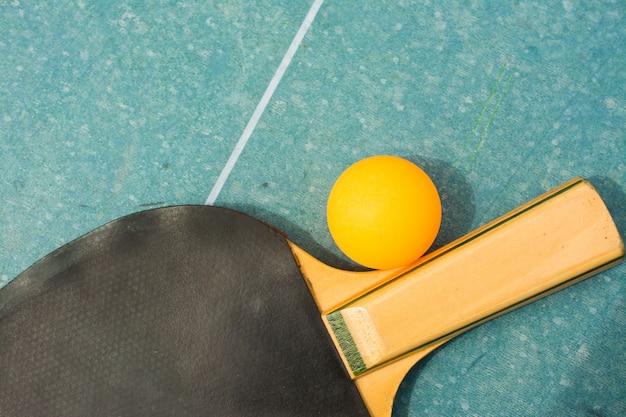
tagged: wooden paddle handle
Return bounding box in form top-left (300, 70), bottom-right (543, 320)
top-left (323, 178), bottom-right (624, 378)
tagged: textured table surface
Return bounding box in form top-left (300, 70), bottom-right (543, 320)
top-left (1, 1), bottom-right (624, 416)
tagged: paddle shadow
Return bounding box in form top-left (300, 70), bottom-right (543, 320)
top-left (223, 202), bottom-right (361, 271)
top-left (588, 176), bottom-right (626, 239)
top-left (391, 342), bottom-right (445, 416)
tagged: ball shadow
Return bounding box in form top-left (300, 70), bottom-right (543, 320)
top-left (226, 156), bottom-right (475, 271)
top-left (406, 155), bottom-right (476, 252)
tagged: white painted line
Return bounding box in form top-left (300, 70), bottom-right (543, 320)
top-left (205, 0), bottom-right (325, 205)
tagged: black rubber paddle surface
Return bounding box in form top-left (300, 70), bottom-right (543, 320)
top-left (0, 206), bottom-right (369, 416)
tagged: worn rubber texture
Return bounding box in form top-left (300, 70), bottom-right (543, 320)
top-left (0, 206), bottom-right (369, 417)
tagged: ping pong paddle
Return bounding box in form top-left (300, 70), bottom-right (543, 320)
top-left (0, 177), bottom-right (623, 416)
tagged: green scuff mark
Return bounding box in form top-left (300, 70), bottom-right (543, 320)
top-left (326, 311), bottom-right (367, 376)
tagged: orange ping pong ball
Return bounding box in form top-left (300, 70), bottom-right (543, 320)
top-left (327, 155), bottom-right (442, 270)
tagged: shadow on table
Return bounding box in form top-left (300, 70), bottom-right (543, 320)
top-left (588, 176), bottom-right (626, 240)
top-left (228, 157), bottom-right (475, 272)
top-left (406, 155), bottom-right (476, 253)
